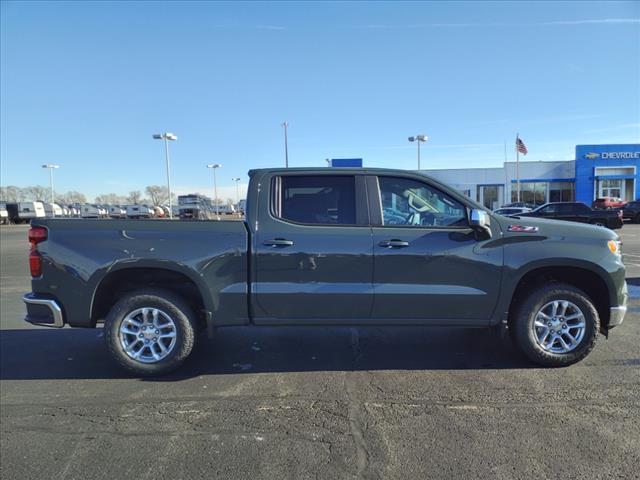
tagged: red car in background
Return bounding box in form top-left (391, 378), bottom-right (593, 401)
top-left (592, 197), bottom-right (627, 210)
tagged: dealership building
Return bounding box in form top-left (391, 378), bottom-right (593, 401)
top-left (423, 144), bottom-right (640, 210)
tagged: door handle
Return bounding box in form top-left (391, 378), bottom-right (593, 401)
top-left (263, 238), bottom-right (294, 247)
top-left (378, 239), bottom-right (410, 248)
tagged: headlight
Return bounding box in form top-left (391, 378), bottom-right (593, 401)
top-left (608, 240), bottom-right (621, 255)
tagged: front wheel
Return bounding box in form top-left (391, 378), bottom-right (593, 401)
top-left (104, 289), bottom-right (197, 376)
top-left (511, 283), bottom-right (599, 367)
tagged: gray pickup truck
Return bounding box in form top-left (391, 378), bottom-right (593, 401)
top-left (24, 168), bottom-right (627, 375)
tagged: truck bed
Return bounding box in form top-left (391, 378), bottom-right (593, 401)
top-left (29, 218), bottom-right (249, 328)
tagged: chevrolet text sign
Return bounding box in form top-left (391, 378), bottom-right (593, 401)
top-left (601, 152), bottom-right (640, 159)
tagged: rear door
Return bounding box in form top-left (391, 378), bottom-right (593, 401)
top-left (368, 174), bottom-right (502, 323)
top-left (252, 173), bottom-right (374, 322)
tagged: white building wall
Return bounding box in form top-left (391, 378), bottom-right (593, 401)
top-left (504, 160), bottom-right (575, 203)
top-left (421, 166), bottom-right (506, 200)
top-left (423, 160), bottom-right (575, 206)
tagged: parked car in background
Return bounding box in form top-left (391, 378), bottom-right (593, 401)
top-left (43, 202), bottom-right (63, 218)
top-left (237, 199), bottom-right (247, 214)
top-left (0, 202), bottom-right (9, 224)
top-left (81, 204), bottom-right (101, 219)
top-left (592, 197), bottom-right (626, 210)
top-left (152, 206), bottom-right (165, 218)
top-left (6, 201), bottom-right (46, 224)
top-left (108, 205), bottom-right (126, 218)
top-left (502, 201), bottom-right (536, 209)
top-left (520, 202), bottom-right (623, 229)
top-left (24, 167), bottom-right (627, 376)
top-left (621, 201), bottom-right (640, 223)
top-left (494, 206), bottom-right (531, 216)
top-left (216, 204), bottom-right (236, 215)
top-left (179, 194), bottom-right (215, 220)
top-left (126, 205), bottom-right (152, 219)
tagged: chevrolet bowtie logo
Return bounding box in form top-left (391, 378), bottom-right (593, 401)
top-left (584, 153), bottom-right (601, 159)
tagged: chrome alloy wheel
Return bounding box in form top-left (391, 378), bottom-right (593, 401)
top-left (118, 307), bottom-right (177, 363)
top-left (533, 300), bottom-right (586, 354)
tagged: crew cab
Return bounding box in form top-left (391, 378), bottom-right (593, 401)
top-left (519, 202), bottom-right (623, 230)
top-left (24, 168), bottom-right (627, 375)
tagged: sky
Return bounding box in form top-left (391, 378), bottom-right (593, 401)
top-left (1, 1), bottom-right (639, 201)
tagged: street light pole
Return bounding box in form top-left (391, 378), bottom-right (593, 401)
top-left (41, 164), bottom-right (60, 203)
top-left (408, 135), bottom-right (428, 170)
top-left (282, 121), bottom-right (289, 168)
top-left (152, 132), bottom-right (177, 219)
top-left (232, 177), bottom-right (241, 205)
top-left (207, 164), bottom-right (222, 218)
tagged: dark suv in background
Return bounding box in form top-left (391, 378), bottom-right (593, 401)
top-left (520, 202), bottom-right (623, 229)
top-left (622, 201), bottom-right (640, 222)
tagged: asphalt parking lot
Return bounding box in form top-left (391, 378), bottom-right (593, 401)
top-left (1, 224), bottom-right (638, 479)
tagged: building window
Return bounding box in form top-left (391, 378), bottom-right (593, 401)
top-left (599, 179), bottom-right (622, 199)
top-left (512, 182), bottom-right (546, 206)
top-left (477, 185), bottom-right (502, 210)
top-left (549, 182), bottom-right (575, 202)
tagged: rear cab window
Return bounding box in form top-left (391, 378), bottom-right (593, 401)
top-left (272, 175), bottom-right (357, 225)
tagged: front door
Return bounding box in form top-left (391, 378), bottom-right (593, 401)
top-left (253, 174), bottom-right (374, 322)
top-left (369, 175), bottom-right (502, 322)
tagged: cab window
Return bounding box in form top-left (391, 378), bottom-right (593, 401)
top-left (274, 175), bottom-right (356, 225)
top-left (378, 176), bottom-right (467, 227)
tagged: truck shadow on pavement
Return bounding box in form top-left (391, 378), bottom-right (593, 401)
top-left (0, 326), bottom-right (537, 381)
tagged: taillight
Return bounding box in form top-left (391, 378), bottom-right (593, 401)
top-left (29, 251), bottom-right (42, 277)
top-left (28, 226), bottom-right (47, 277)
top-left (29, 226), bottom-right (47, 246)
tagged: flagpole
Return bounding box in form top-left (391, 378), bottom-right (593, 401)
top-left (504, 140), bottom-right (508, 205)
top-left (516, 133), bottom-right (520, 203)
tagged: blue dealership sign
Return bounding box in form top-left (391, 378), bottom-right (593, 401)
top-left (330, 158), bottom-right (363, 168)
top-left (575, 144), bottom-right (640, 203)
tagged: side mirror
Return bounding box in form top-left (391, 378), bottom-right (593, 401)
top-left (470, 209), bottom-right (492, 238)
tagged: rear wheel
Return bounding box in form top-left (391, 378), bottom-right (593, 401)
top-left (634, 213), bottom-right (640, 224)
top-left (511, 283), bottom-right (599, 367)
top-left (104, 289), bottom-right (197, 376)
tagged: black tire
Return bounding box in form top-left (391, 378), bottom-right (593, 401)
top-left (104, 288), bottom-right (197, 376)
top-left (511, 283), bottom-right (599, 367)
top-left (635, 213), bottom-right (640, 224)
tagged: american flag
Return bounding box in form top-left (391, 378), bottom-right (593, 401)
top-left (516, 137), bottom-right (528, 155)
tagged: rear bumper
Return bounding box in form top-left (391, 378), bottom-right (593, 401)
top-left (23, 293), bottom-right (65, 328)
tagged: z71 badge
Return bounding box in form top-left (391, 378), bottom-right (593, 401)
top-left (508, 225), bottom-right (539, 233)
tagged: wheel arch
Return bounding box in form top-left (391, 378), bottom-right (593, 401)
top-left (506, 260), bottom-right (613, 331)
top-left (90, 261), bottom-right (214, 327)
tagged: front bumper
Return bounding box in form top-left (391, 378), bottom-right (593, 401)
top-left (609, 306), bottom-right (627, 327)
top-left (23, 293), bottom-right (65, 328)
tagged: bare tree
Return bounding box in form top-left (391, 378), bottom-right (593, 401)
top-left (145, 185), bottom-right (169, 206)
top-left (24, 185), bottom-right (49, 202)
top-left (0, 186), bottom-right (21, 202)
top-left (95, 193), bottom-right (125, 205)
top-left (127, 191), bottom-right (142, 204)
top-left (57, 191), bottom-right (87, 205)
